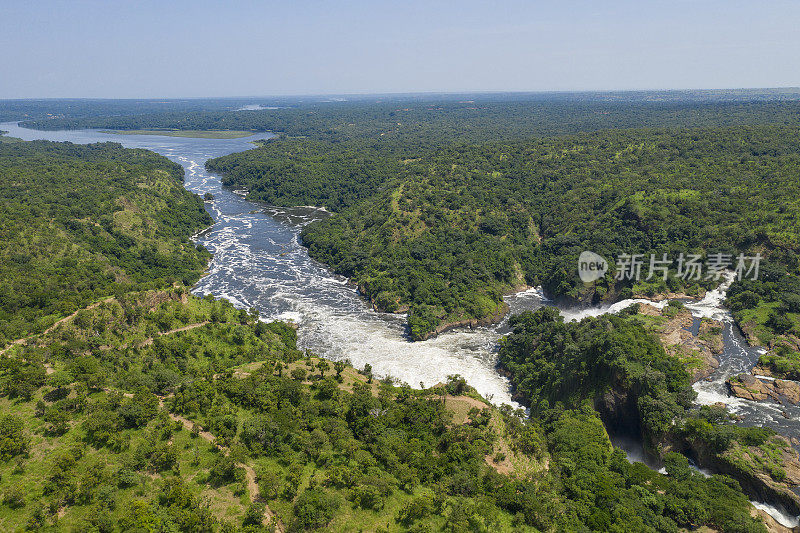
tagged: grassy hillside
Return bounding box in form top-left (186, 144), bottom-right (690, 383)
top-left (0, 141), bottom-right (212, 345)
top-left (0, 288), bottom-right (770, 532)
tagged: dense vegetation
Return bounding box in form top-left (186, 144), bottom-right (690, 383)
top-left (279, 125), bottom-right (800, 338)
top-left (0, 141), bottom-right (212, 345)
top-left (2, 96), bottom-right (798, 530)
top-left (18, 95), bottom-right (800, 340)
top-left (0, 288), bottom-right (770, 532)
top-left (0, 288), bottom-right (300, 531)
top-left (206, 138), bottom-right (402, 212)
top-left (498, 306), bottom-right (694, 438)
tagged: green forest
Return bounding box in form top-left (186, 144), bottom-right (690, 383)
top-left (0, 141), bottom-right (212, 345)
top-left (0, 285), bottom-right (772, 532)
top-left (208, 124), bottom-right (800, 339)
top-left (0, 134), bottom-right (782, 533)
top-left (3, 97), bottom-right (800, 531)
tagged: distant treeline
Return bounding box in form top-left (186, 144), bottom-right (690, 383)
top-left (19, 98), bottom-right (800, 147)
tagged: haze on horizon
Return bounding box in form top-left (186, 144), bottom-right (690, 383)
top-left (1, 0), bottom-right (799, 100)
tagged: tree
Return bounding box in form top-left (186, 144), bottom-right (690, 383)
top-left (242, 501), bottom-right (265, 526)
top-left (292, 489), bottom-right (340, 531)
top-left (333, 360), bottom-right (347, 381)
top-left (316, 360), bottom-right (330, 378)
top-left (0, 414), bottom-right (27, 460)
top-left (119, 387), bottom-right (159, 428)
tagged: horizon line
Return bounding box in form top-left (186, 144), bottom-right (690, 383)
top-left (2, 86), bottom-right (800, 102)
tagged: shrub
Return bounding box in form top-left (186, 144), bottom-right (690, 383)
top-left (292, 489), bottom-right (340, 531)
top-left (0, 414), bottom-right (27, 461)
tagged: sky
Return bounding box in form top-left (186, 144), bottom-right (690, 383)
top-left (1, 0), bottom-right (799, 99)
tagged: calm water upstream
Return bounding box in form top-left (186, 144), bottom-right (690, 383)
top-left (4, 120), bottom-right (798, 440)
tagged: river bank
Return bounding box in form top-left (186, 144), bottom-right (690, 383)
top-left (5, 120), bottom-right (799, 526)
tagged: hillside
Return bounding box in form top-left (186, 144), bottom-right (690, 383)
top-left (0, 140), bottom-right (212, 345)
top-left (292, 125), bottom-right (800, 338)
top-left (0, 288), bottom-right (770, 532)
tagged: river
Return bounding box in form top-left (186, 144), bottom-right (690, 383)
top-left (2, 121), bottom-right (540, 405)
top-left (5, 120), bottom-right (799, 525)
top-left (5, 120), bottom-right (798, 427)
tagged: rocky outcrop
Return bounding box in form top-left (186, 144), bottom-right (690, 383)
top-left (641, 305), bottom-right (723, 381)
top-left (728, 374), bottom-right (800, 405)
top-left (633, 289), bottom-right (707, 301)
top-left (754, 364), bottom-right (778, 378)
top-left (414, 302), bottom-right (511, 341)
top-left (595, 383), bottom-right (642, 439)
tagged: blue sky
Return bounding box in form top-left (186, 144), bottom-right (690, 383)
top-left (1, 0), bottom-right (799, 98)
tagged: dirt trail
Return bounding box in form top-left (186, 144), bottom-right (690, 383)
top-left (0, 297), bottom-right (115, 355)
top-left (161, 398), bottom-right (284, 532)
top-left (0, 296), bottom-right (206, 355)
top-left (136, 321), bottom-right (210, 347)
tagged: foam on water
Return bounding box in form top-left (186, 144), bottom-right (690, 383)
top-left (752, 501), bottom-right (800, 528)
top-left (560, 298), bottom-right (668, 322)
top-left (683, 271), bottom-right (736, 320)
top-left (4, 120), bottom-right (799, 450)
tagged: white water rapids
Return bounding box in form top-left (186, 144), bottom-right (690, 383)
top-left (4, 120), bottom-right (798, 524)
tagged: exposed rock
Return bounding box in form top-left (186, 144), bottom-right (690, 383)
top-left (633, 289), bottom-right (707, 301)
top-left (643, 305), bottom-right (723, 382)
top-left (739, 320), bottom-right (764, 348)
top-left (752, 506), bottom-right (800, 533)
top-left (595, 383), bottom-right (641, 438)
top-left (638, 303), bottom-right (664, 317)
top-left (699, 318), bottom-right (725, 353)
top-left (729, 374), bottom-right (772, 402)
top-left (775, 380), bottom-right (800, 404)
top-left (728, 374), bottom-right (800, 405)
top-left (754, 364), bottom-right (778, 378)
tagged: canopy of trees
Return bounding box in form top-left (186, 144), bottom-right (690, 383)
top-left (0, 291), bottom-right (768, 532)
top-left (225, 125), bottom-right (800, 338)
top-left (0, 141), bottom-right (212, 345)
